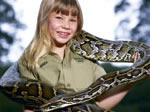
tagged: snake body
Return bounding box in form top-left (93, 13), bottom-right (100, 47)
top-left (0, 30), bottom-right (150, 112)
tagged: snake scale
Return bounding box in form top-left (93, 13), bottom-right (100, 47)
top-left (0, 30), bottom-right (150, 112)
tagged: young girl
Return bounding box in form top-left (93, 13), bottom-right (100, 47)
top-left (18, 0), bottom-right (134, 112)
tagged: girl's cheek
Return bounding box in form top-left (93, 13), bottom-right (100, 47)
top-left (73, 23), bottom-right (78, 32)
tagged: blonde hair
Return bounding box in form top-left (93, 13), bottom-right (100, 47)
top-left (20, 0), bottom-right (83, 75)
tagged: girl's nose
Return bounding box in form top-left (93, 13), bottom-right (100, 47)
top-left (62, 19), bottom-right (70, 29)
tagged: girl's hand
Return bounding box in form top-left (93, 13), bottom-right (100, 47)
top-left (134, 52), bottom-right (138, 63)
top-left (134, 51), bottom-right (150, 80)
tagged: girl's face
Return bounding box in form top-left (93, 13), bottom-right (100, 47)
top-left (48, 11), bottom-right (78, 47)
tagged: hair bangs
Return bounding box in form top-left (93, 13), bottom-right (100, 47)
top-left (52, 0), bottom-right (79, 17)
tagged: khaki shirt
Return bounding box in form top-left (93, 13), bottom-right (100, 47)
top-left (18, 42), bottom-right (106, 93)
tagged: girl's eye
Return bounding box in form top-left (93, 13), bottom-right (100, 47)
top-left (70, 19), bottom-right (77, 22)
top-left (56, 16), bottom-right (63, 20)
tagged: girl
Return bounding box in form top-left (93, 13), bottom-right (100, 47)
top-left (18, 0), bottom-right (135, 111)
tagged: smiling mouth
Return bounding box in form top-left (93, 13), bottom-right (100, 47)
top-left (57, 31), bottom-right (70, 38)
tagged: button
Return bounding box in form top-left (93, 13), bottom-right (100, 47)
top-left (67, 83), bottom-right (71, 87)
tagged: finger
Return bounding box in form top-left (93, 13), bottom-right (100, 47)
top-left (134, 52), bottom-right (138, 63)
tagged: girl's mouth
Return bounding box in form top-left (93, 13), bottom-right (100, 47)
top-left (57, 31), bottom-right (70, 38)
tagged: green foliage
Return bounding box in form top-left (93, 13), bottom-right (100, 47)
top-left (101, 63), bottom-right (128, 73)
top-left (0, 92), bottom-right (23, 112)
top-left (114, 81), bottom-right (150, 112)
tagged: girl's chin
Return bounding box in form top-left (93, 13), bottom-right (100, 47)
top-left (57, 38), bottom-right (70, 43)
top-left (54, 41), bottom-right (68, 47)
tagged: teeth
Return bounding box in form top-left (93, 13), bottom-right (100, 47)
top-left (61, 32), bottom-right (65, 34)
top-left (59, 32), bottom-right (69, 36)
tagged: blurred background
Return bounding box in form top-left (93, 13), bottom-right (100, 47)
top-left (0, 0), bottom-right (150, 112)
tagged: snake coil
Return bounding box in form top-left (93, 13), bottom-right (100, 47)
top-left (0, 30), bottom-right (150, 112)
